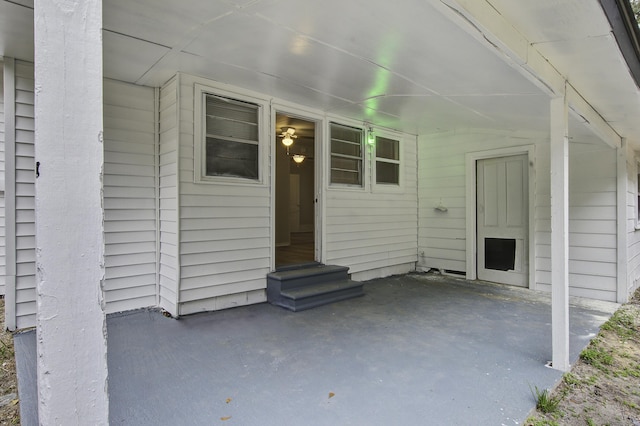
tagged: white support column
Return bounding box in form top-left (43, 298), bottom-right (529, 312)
top-left (34, 1), bottom-right (108, 425)
top-left (616, 139), bottom-right (629, 303)
top-left (550, 95), bottom-right (570, 372)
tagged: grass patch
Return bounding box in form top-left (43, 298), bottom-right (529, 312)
top-left (523, 416), bottom-right (559, 426)
top-left (600, 309), bottom-right (637, 340)
top-left (614, 365), bottom-right (640, 378)
top-left (0, 339), bottom-right (14, 360)
top-left (530, 385), bottom-right (561, 414)
top-left (563, 372), bottom-right (581, 387)
top-left (579, 343), bottom-right (613, 371)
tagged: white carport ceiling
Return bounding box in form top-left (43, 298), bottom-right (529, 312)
top-left (0, 0), bottom-right (638, 144)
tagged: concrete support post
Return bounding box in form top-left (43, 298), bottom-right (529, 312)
top-left (550, 95), bottom-right (570, 372)
top-left (34, 1), bottom-right (109, 424)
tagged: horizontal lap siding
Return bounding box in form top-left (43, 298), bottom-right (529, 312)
top-left (158, 77), bottom-right (179, 315)
top-left (534, 145), bottom-right (617, 301)
top-left (0, 64), bottom-right (5, 295)
top-left (14, 61), bottom-right (35, 328)
top-left (103, 79), bottom-right (157, 314)
top-left (418, 130), bottom-right (618, 302)
top-left (326, 136), bottom-right (418, 278)
top-left (176, 75), bottom-right (269, 315)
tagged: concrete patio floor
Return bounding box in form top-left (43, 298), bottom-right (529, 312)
top-left (14, 272), bottom-right (619, 425)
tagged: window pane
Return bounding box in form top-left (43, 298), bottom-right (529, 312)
top-left (206, 116), bottom-right (258, 141)
top-left (376, 161), bottom-right (399, 184)
top-left (206, 96), bottom-right (258, 125)
top-left (331, 157), bottom-right (361, 185)
top-left (376, 136), bottom-right (399, 160)
top-left (331, 139), bottom-right (361, 157)
top-left (206, 138), bottom-right (258, 179)
top-left (330, 123), bottom-right (363, 185)
top-left (203, 94), bottom-right (260, 180)
top-left (331, 123), bottom-right (361, 143)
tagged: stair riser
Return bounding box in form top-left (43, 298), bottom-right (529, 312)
top-left (268, 271), bottom-right (349, 290)
top-left (276, 288), bottom-right (364, 312)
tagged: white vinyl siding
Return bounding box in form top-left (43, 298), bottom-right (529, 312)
top-left (326, 131), bottom-right (418, 280)
top-left (158, 76), bottom-right (180, 315)
top-left (14, 61), bottom-right (35, 328)
top-left (0, 62), bottom-right (5, 296)
top-left (103, 79), bottom-right (158, 314)
top-left (418, 130), bottom-right (618, 302)
top-left (175, 74), bottom-right (269, 315)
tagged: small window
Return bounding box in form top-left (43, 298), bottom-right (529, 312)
top-left (203, 94), bottom-right (259, 180)
top-left (375, 136), bottom-right (400, 185)
top-left (330, 123), bottom-right (363, 186)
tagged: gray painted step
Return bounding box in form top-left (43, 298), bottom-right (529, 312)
top-left (267, 264), bottom-right (363, 311)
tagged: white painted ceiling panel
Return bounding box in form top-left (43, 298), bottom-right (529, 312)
top-left (103, 0), bottom-right (236, 48)
top-left (0, 0), bottom-right (638, 144)
top-left (182, 12), bottom-right (434, 103)
top-left (149, 51), bottom-right (357, 112)
top-left (251, 0), bottom-right (541, 97)
top-left (102, 31), bottom-right (171, 83)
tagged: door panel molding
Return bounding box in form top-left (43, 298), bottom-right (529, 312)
top-left (465, 145), bottom-right (536, 289)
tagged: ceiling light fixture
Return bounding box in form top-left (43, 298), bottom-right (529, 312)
top-left (292, 154), bottom-right (305, 164)
top-left (280, 127), bottom-right (297, 147)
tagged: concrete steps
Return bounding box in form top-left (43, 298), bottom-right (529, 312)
top-left (267, 264), bottom-right (364, 311)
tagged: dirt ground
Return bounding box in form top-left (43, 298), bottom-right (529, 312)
top-left (0, 298), bottom-right (19, 425)
top-left (526, 288), bottom-right (640, 426)
top-left (0, 290), bottom-right (638, 426)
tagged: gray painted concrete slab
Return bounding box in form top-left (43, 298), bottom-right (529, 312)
top-left (14, 273), bottom-right (618, 425)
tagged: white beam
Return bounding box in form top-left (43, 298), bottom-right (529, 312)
top-left (566, 84), bottom-right (621, 150)
top-left (550, 95), bottom-right (570, 372)
top-left (435, 0), bottom-right (622, 149)
top-left (34, 0), bottom-right (109, 424)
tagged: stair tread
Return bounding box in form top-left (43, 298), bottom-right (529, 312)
top-left (268, 264), bottom-right (349, 281)
top-left (280, 280), bottom-right (363, 300)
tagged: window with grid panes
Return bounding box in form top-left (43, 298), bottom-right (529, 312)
top-left (203, 94), bottom-right (259, 180)
top-left (375, 136), bottom-right (400, 184)
top-left (330, 123), bottom-right (363, 185)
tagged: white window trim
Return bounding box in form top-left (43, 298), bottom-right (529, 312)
top-left (326, 119), bottom-right (367, 191)
top-left (193, 83), bottom-right (270, 186)
top-left (372, 129), bottom-right (405, 193)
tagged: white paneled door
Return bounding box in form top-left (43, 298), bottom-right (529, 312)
top-left (477, 155), bottom-right (528, 287)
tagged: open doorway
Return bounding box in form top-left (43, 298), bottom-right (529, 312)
top-left (275, 113), bottom-right (316, 268)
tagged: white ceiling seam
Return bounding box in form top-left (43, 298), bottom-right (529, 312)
top-left (436, 0), bottom-right (622, 148)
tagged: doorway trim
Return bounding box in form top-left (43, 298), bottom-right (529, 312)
top-left (270, 102), bottom-right (325, 270)
top-left (465, 145), bottom-right (536, 289)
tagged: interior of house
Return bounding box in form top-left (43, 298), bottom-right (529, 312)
top-left (274, 113), bottom-right (316, 267)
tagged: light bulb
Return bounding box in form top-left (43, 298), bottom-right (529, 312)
top-left (282, 135), bottom-right (293, 147)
